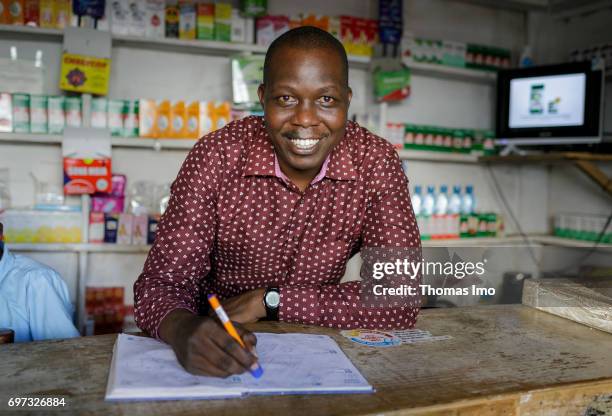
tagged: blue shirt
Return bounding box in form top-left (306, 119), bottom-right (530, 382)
top-left (0, 245), bottom-right (80, 342)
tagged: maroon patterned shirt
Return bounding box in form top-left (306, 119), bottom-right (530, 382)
top-left (134, 116), bottom-right (421, 337)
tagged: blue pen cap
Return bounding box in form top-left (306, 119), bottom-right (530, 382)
top-left (250, 364), bottom-right (264, 379)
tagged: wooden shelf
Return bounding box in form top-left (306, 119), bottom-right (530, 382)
top-left (397, 149), bottom-right (480, 163)
top-left (403, 61), bottom-right (497, 84)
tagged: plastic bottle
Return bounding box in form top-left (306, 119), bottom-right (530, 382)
top-left (435, 185), bottom-right (449, 215)
top-left (422, 186), bottom-right (435, 216)
top-left (411, 185), bottom-right (423, 216)
top-left (519, 45), bottom-right (534, 68)
top-left (461, 185), bottom-right (475, 214)
top-left (448, 185), bottom-right (462, 214)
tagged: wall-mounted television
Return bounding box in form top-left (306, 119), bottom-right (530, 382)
top-left (496, 62), bottom-right (605, 146)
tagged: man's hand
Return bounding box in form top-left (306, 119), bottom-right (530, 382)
top-left (159, 309), bottom-right (259, 377)
top-left (216, 288), bottom-right (267, 324)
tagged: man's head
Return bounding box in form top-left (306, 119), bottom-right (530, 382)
top-left (258, 26), bottom-right (352, 183)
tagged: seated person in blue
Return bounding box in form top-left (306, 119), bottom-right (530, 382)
top-left (0, 223), bottom-right (80, 342)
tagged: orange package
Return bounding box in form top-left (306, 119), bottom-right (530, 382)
top-left (155, 100), bottom-right (171, 138)
top-left (24, 0), bottom-right (38, 26)
top-left (170, 101), bottom-right (187, 138)
top-left (186, 101), bottom-right (199, 139)
top-left (6, 0), bottom-right (25, 25)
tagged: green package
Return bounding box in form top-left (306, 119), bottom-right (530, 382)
top-left (48, 96), bottom-right (65, 134)
top-left (108, 100), bottom-right (126, 137)
top-left (214, 3), bottom-right (232, 42)
top-left (12, 93), bottom-right (30, 133)
top-left (241, 0), bottom-right (266, 17)
top-left (123, 100), bottom-right (139, 138)
top-left (373, 67), bottom-right (411, 102)
top-left (30, 95), bottom-right (48, 134)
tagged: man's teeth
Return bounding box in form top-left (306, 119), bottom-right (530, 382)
top-left (291, 138), bottom-right (318, 149)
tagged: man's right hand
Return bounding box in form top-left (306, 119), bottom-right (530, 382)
top-left (158, 308), bottom-right (259, 378)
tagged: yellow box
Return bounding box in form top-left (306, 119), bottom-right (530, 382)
top-left (60, 53), bottom-right (111, 96)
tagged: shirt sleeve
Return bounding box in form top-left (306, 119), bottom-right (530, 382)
top-left (134, 139), bottom-right (221, 338)
top-left (279, 148), bottom-right (422, 330)
top-left (27, 269), bottom-right (80, 341)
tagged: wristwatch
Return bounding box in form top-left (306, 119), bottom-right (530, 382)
top-left (263, 287), bottom-right (280, 321)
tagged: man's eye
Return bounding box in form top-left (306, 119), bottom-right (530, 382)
top-left (277, 96), bottom-right (295, 105)
top-left (319, 96), bottom-right (335, 104)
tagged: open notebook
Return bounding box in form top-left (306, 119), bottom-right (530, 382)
top-left (105, 332), bottom-right (373, 401)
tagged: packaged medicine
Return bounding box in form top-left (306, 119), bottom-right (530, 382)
top-left (29, 95), bottom-right (48, 133)
top-left (214, 3), bottom-right (232, 42)
top-left (165, 0), bottom-right (179, 38)
top-left (179, 1), bottom-right (196, 39)
top-left (12, 93), bottom-right (30, 133)
top-left (65, 97), bottom-right (82, 128)
top-left (47, 96), bottom-right (65, 134)
top-left (145, 0), bottom-right (165, 38)
top-left (127, 0), bottom-right (147, 36)
top-left (91, 97), bottom-right (108, 129)
top-left (196, 3), bottom-right (214, 40)
top-left (139, 99), bottom-right (157, 138)
top-left (123, 100), bottom-right (139, 137)
top-left (0, 93), bottom-right (13, 133)
top-left (108, 100), bottom-right (126, 137)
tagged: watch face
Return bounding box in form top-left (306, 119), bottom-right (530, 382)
top-left (265, 290), bottom-right (280, 308)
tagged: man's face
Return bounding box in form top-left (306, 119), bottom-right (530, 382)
top-left (258, 47), bottom-right (352, 179)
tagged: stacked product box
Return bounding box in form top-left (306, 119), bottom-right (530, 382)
top-left (0, 93), bottom-right (82, 134)
top-left (403, 123), bottom-right (497, 155)
top-left (0, 209), bottom-right (83, 243)
top-left (401, 36), bottom-right (511, 71)
top-left (138, 99), bottom-right (231, 139)
top-left (84, 287), bottom-right (125, 335)
top-left (417, 213), bottom-right (503, 240)
top-left (554, 214), bottom-right (612, 243)
top-left (0, 0), bottom-right (73, 28)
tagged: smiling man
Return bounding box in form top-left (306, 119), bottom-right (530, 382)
top-left (134, 26), bottom-right (421, 377)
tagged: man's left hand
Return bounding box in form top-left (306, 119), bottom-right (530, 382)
top-left (214, 288), bottom-right (267, 324)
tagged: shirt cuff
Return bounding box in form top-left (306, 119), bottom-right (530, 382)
top-left (278, 285), bottom-right (320, 325)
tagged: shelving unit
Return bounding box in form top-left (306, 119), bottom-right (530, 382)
top-left (8, 235), bottom-right (612, 253)
top-left (0, 24), bottom-right (373, 69)
top-left (403, 61), bottom-right (497, 84)
top-left (1, 133), bottom-right (486, 161)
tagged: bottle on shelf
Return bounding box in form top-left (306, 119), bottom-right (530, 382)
top-left (422, 186), bottom-right (435, 216)
top-left (411, 185), bottom-right (422, 216)
top-left (461, 185), bottom-right (475, 214)
top-left (435, 185), bottom-right (448, 215)
top-left (448, 185), bottom-right (462, 214)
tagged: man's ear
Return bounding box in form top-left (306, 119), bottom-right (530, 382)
top-left (347, 86), bottom-right (353, 106)
top-left (257, 84), bottom-right (265, 109)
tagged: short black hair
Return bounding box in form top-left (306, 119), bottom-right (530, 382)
top-left (263, 26), bottom-right (349, 87)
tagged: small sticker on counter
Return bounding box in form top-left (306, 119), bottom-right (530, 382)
top-left (341, 329), bottom-right (452, 347)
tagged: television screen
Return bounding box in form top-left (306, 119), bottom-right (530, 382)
top-left (496, 62), bottom-right (604, 145)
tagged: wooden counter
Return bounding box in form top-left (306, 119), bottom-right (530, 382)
top-left (1, 305), bottom-right (611, 415)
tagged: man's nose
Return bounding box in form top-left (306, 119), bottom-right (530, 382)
top-left (292, 101), bottom-right (319, 128)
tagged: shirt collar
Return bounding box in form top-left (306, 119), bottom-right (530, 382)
top-left (243, 117), bottom-right (359, 182)
top-left (0, 245), bottom-right (14, 285)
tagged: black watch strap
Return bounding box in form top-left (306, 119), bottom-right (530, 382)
top-left (263, 287), bottom-right (280, 321)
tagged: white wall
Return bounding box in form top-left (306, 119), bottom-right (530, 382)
top-left (2, 0), bottom-right (609, 310)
